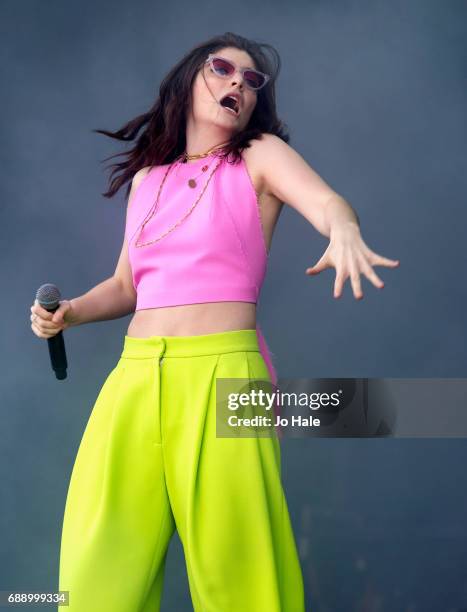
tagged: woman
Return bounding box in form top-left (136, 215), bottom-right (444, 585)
top-left (30, 32), bottom-right (399, 612)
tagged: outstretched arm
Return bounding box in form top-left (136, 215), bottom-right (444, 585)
top-left (254, 133), bottom-right (400, 300)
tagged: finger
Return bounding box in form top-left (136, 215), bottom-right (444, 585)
top-left (30, 313), bottom-right (62, 331)
top-left (34, 298), bottom-right (55, 318)
top-left (31, 321), bottom-right (48, 339)
top-left (367, 252), bottom-right (400, 267)
top-left (32, 321), bottom-right (58, 338)
top-left (306, 256), bottom-right (331, 275)
top-left (348, 261), bottom-right (363, 300)
top-left (31, 303), bottom-right (53, 320)
top-left (358, 253), bottom-right (385, 289)
top-left (333, 270), bottom-right (347, 299)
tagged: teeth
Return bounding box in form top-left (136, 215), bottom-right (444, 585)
top-left (220, 95), bottom-right (239, 114)
top-left (221, 104), bottom-right (237, 115)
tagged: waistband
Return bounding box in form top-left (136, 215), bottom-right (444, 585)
top-left (120, 328), bottom-right (261, 360)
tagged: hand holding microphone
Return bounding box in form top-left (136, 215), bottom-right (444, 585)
top-left (30, 299), bottom-right (75, 338)
top-left (30, 283), bottom-right (78, 379)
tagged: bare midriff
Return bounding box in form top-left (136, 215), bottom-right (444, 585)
top-left (126, 301), bottom-right (257, 338)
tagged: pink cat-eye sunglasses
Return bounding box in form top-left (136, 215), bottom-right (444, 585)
top-left (204, 54), bottom-right (271, 91)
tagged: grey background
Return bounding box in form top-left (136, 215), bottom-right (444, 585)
top-left (2, 0), bottom-right (467, 610)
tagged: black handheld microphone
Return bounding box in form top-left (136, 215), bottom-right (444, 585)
top-left (36, 283), bottom-right (68, 380)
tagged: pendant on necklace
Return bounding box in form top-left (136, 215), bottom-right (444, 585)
top-left (188, 165), bottom-right (209, 188)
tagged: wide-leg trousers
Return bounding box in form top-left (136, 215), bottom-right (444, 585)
top-left (58, 329), bottom-right (305, 611)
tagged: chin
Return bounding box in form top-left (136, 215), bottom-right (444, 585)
top-left (210, 117), bottom-right (237, 130)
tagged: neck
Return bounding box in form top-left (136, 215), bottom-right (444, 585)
top-left (184, 117), bottom-right (233, 162)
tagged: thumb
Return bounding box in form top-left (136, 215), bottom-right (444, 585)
top-left (52, 301), bottom-right (69, 324)
top-left (306, 257), bottom-right (329, 275)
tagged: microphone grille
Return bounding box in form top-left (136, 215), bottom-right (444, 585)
top-left (36, 283), bottom-right (61, 310)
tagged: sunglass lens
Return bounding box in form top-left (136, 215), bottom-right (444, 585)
top-left (244, 70), bottom-right (265, 90)
top-left (212, 58), bottom-right (235, 76)
top-left (210, 57), bottom-right (266, 89)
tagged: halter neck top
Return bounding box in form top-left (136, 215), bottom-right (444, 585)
top-left (124, 150), bottom-right (277, 385)
top-left (125, 151), bottom-right (269, 310)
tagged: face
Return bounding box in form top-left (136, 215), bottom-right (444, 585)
top-left (189, 47), bottom-right (259, 134)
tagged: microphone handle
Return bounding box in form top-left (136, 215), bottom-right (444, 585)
top-left (47, 331), bottom-right (68, 379)
top-left (44, 301), bottom-right (68, 380)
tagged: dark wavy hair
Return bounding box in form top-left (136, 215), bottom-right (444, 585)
top-left (94, 31), bottom-right (290, 199)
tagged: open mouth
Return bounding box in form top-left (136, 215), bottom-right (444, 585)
top-left (219, 95), bottom-right (240, 116)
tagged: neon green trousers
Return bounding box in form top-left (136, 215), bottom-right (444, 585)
top-left (58, 329), bottom-right (305, 611)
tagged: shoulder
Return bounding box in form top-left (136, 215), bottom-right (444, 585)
top-left (246, 132), bottom-right (285, 156)
top-left (127, 166), bottom-right (153, 208)
top-left (132, 165), bottom-right (153, 190)
top-left (242, 133), bottom-right (287, 196)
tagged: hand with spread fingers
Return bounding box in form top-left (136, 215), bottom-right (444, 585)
top-left (251, 134), bottom-right (400, 301)
top-left (305, 222), bottom-right (400, 300)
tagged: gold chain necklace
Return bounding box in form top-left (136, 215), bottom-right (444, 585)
top-left (179, 141), bottom-right (229, 187)
top-left (174, 152), bottom-right (214, 189)
top-left (134, 156), bottom-right (222, 248)
top-left (183, 140), bottom-right (230, 161)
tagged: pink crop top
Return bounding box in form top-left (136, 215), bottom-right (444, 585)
top-left (124, 150), bottom-right (278, 385)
